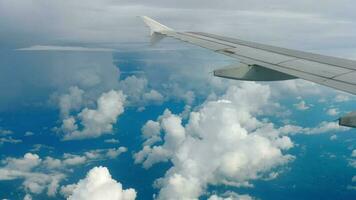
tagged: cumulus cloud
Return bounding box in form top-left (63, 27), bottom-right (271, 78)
top-left (303, 121), bottom-right (349, 134)
top-left (0, 137), bottom-right (22, 145)
top-left (326, 108), bottom-right (340, 116)
top-left (105, 138), bottom-right (120, 144)
top-left (63, 166), bottom-right (136, 200)
top-left (23, 194), bottom-right (32, 200)
top-left (208, 192), bottom-right (253, 200)
top-left (0, 153), bottom-right (65, 196)
top-left (1, 0), bottom-right (355, 115)
top-left (61, 90), bottom-right (126, 140)
top-left (59, 86), bottom-right (85, 117)
top-left (330, 135), bottom-right (337, 140)
top-left (294, 100), bottom-right (310, 111)
top-left (118, 75), bottom-right (164, 106)
top-left (277, 121), bottom-right (350, 135)
top-left (56, 75), bottom-right (167, 140)
top-left (348, 152), bottom-right (356, 189)
top-left (25, 131), bottom-right (35, 136)
top-left (335, 94), bottom-right (351, 102)
top-left (0, 147), bottom-right (127, 198)
top-left (0, 128), bottom-right (13, 135)
top-left (0, 127), bottom-right (21, 146)
top-left (135, 83), bottom-right (294, 199)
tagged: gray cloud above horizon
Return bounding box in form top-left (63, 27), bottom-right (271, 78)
top-left (1, 0), bottom-right (356, 58)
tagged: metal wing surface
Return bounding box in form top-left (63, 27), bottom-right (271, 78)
top-left (142, 16), bottom-right (356, 95)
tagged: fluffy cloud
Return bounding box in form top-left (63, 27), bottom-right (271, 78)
top-left (0, 147), bottom-right (127, 198)
top-left (61, 90), bottom-right (126, 140)
top-left (63, 166), bottom-right (136, 200)
top-left (25, 131), bottom-right (35, 136)
top-left (59, 86), bottom-right (85, 117)
top-left (303, 121), bottom-right (349, 134)
top-left (294, 100), bottom-right (310, 111)
top-left (326, 108), bottom-right (340, 116)
top-left (0, 128), bottom-right (13, 135)
top-left (0, 137), bottom-right (22, 145)
top-left (335, 94), bottom-right (351, 102)
top-left (56, 75), bottom-right (167, 140)
top-left (23, 194), bottom-right (32, 200)
top-left (0, 153), bottom-right (65, 196)
top-left (277, 121), bottom-right (349, 135)
top-left (347, 152), bottom-right (356, 190)
top-left (135, 83), bottom-right (294, 199)
top-left (105, 138), bottom-right (120, 144)
top-left (118, 75), bottom-right (164, 106)
top-left (208, 192), bottom-right (253, 200)
top-left (330, 135), bottom-right (337, 140)
top-left (0, 128), bottom-right (22, 146)
top-left (1, 0), bottom-right (355, 115)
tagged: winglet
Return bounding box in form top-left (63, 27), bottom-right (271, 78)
top-left (141, 16), bottom-right (173, 35)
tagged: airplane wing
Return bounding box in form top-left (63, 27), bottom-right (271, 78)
top-left (141, 16), bottom-right (356, 95)
top-left (141, 16), bottom-right (356, 128)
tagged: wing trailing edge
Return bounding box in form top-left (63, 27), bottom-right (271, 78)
top-left (214, 63), bottom-right (296, 81)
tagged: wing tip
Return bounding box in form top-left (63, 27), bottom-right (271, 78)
top-left (140, 16), bottom-right (173, 35)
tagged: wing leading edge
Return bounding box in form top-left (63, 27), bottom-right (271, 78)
top-left (141, 16), bottom-right (356, 128)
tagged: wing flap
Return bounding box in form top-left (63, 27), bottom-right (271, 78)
top-left (214, 63), bottom-right (296, 81)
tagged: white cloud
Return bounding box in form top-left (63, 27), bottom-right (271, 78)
top-left (119, 75), bottom-right (164, 106)
top-left (0, 146), bottom-right (127, 198)
top-left (303, 121), bottom-right (349, 134)
top-left (294, 100), bottom-right (310, 110)
top-left (62, 154), bottom-right (87, 166)
top-left (0, 153), bottom-right (65, 195)
top-left (143, 89), bottom-right (164, 103)
top-left (0, 128), bottom-right (13, 135)
top-left (278, 121), bottom-right (350, 135)
top-left (326, 108), bottom-right (339, 116)
top-left (59, 86), bottom-right (85, 117)
top-left (23, 194), bottom-right (32, 200)
top-left (135, 83), bottom-right (294, 199)
top-left (105, 138), bottom-right (120, 144)
top-left (208, 192), bottom-right (253, 200)
top-left (0, 137), bottom-right (22, 145)
top-left (17, 45), bottom-right (114, 52)
top-left (0, 127), bottom-right (21, 146)
top-left (25, 131), bottom-right (34, 136)
top-left (64, 166), bottom-right (136, 200)
top-left (141, 120), bottom-right (162, 146)
top-left (335, 94), bottom-right (351, 102)
top-left (61, 90), bottom-right (126, 140)
top-left (348, 150), bottom-right (356, 169)
top-left (330, 135), bottom-right (337, 140)
top-left (3, 153), bottom-right (41, 172)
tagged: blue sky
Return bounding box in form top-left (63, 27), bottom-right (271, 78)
top-left (0, 1), bottom-right (356, 200)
